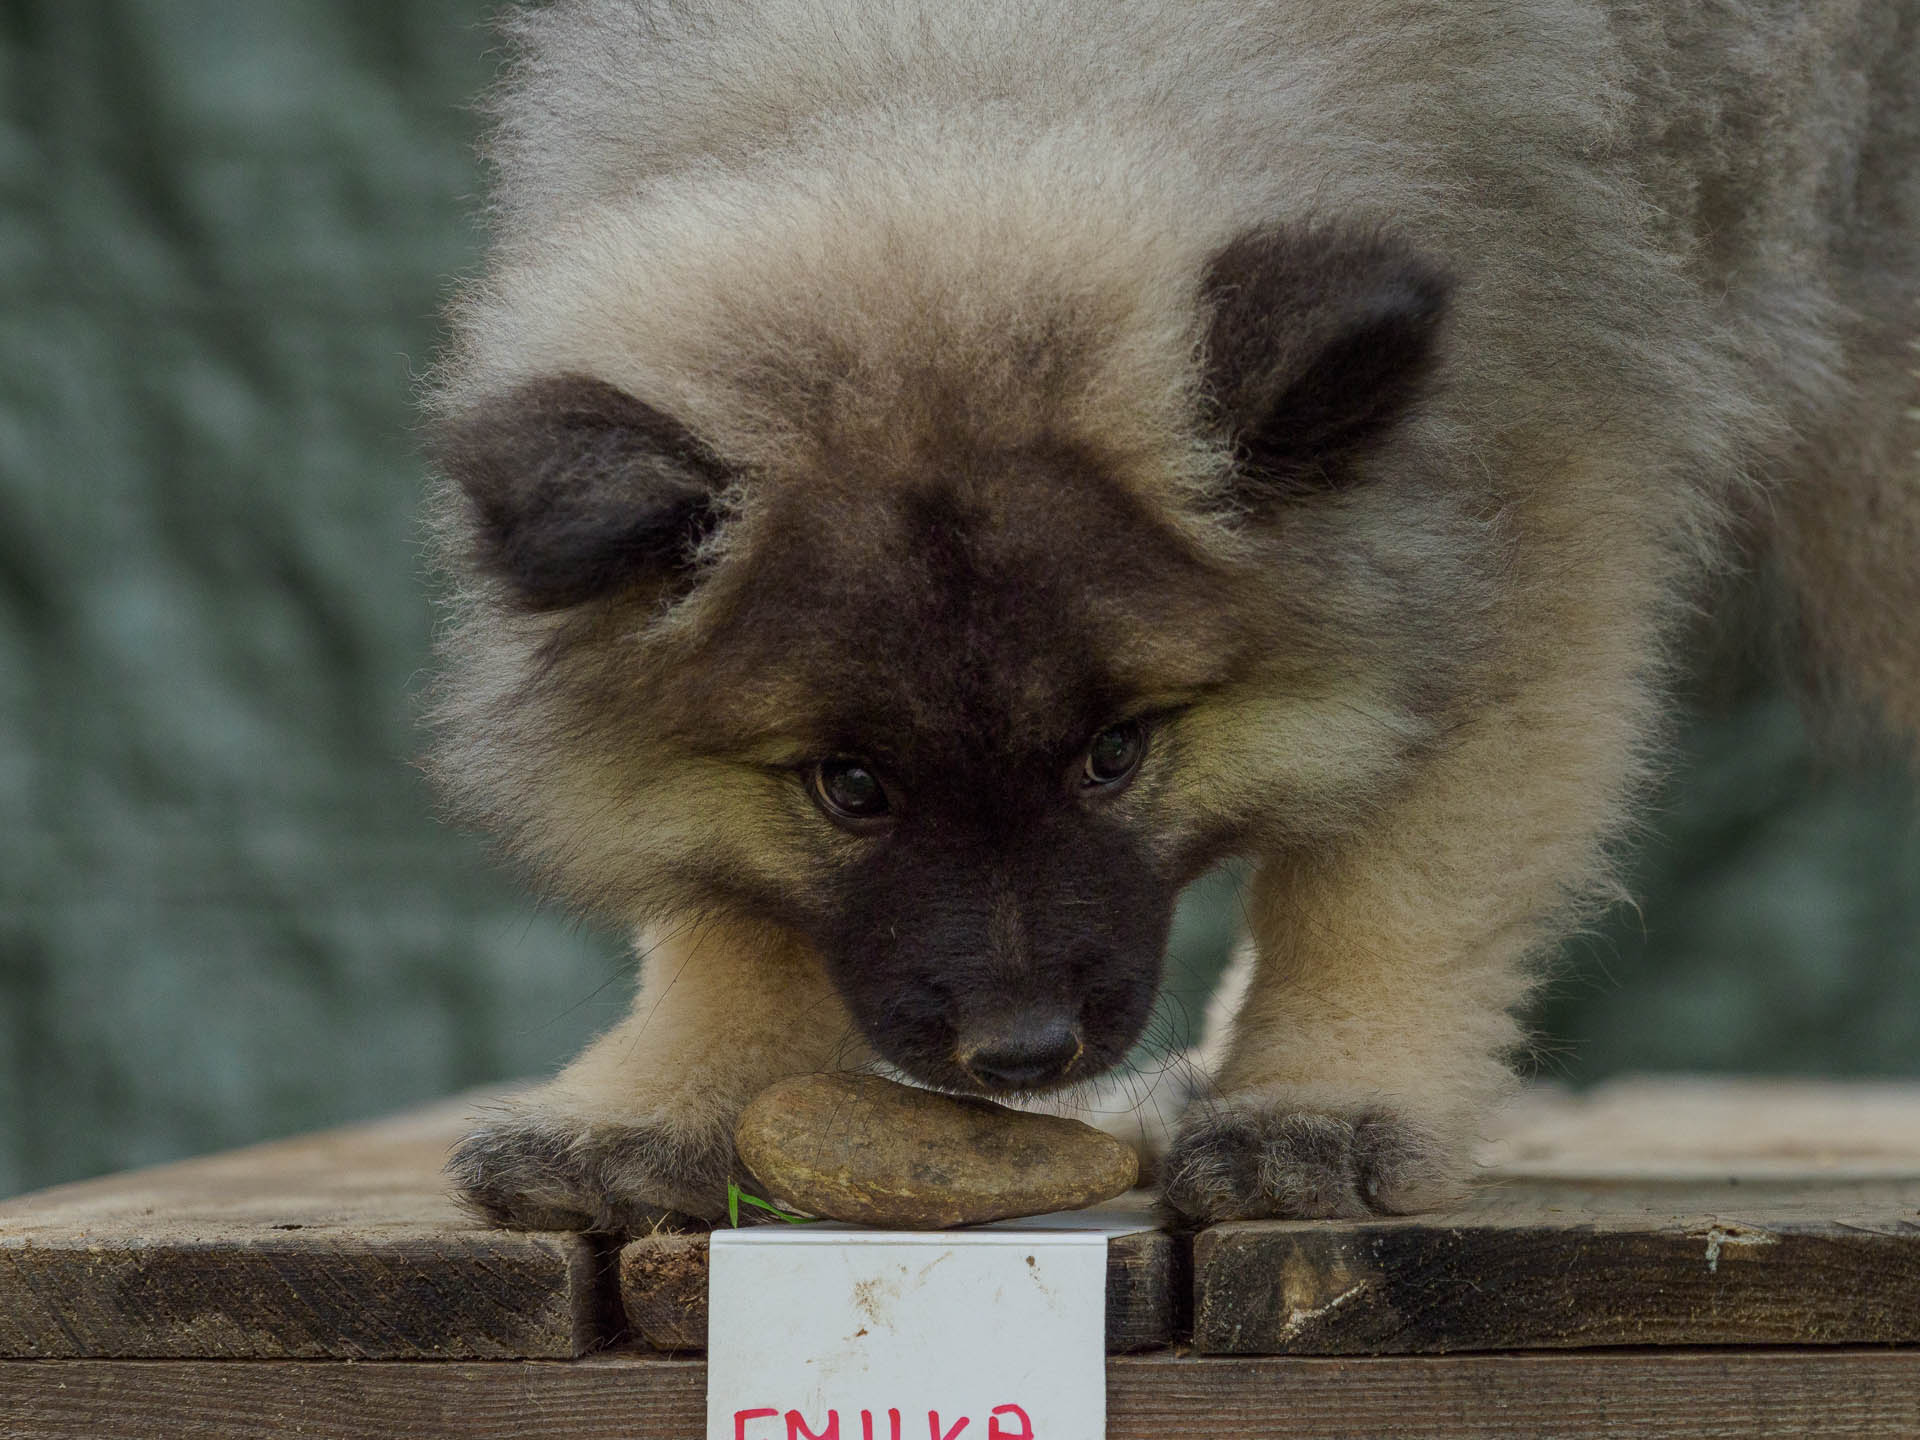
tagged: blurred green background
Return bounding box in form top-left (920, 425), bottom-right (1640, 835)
top-left (2, 1), bottom-right (1916, 1200)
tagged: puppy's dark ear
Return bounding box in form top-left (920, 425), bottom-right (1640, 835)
top-left (432, 375), bottom-right (730, 611)
top-left (1202, 226), bottom-right (1451, 509)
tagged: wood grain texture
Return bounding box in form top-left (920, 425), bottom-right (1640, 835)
top-left (0, 1095), bottom-right (594, 1359)
top-left (620, 1233), bottom-right (711, 1353)
top-left (1193, 1177), bottom-right (1920, 1354)
top-left (1110, 1350), bottom-right (1920, 1439)
top-left (618, 1213), bottom-right (1181, 1353)
top-left (5, 1351), bottom-right (1919, 1440)
top-left (1102, 1225), bottom-right (1183, 1352)
top-left (1477, 1077), bottom-right (1920, 1179)
top-left (1194, 1077), bottom-right (1920, 1356)
top-left (9, 1078), bottom-right (1920, 1364)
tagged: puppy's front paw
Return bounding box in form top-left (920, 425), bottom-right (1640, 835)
top-left (446, 1109), bottom-right (734, 1235)
top-left (1159, 1098), bottom-right (1461, 1223)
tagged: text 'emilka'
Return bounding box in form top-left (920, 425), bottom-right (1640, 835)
top-left (734, 1405), bottom-right (1036, 1440)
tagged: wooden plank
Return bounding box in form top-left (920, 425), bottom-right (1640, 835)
top-left (10, 1076), bottom-right (1918, 1363)
top-left (618, 1212), bottom-right (1183, 1354)
top-left (1194, 1179), bottom-right (1920, 1355)
top-left (1110, 1350), bottom-right (1920, 1439)
top-left (4, 1351), bottom-right (1919, 1440)
top-left (0, 1088), bottom-right (1181, 1361)
top-left (1193, 1078), bottom-right (1920, 1355)
top-left (1104, 1225), bottom-right (1184, 1352)
top-left (620, 1234), bottom-right (713, 1353)
top-left (0, 1095), bottom-right (596, 1360)
top-left (1478, 1076), bottom-right (1920, 1179)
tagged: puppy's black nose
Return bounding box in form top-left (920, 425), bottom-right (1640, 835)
top-left (959, 1015), bottom-right (1083, 1090)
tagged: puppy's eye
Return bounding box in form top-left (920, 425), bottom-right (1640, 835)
top-left (810, 759), bottom-right (891, 826)
top-left (1082, 721), bottom-right (1147, 788)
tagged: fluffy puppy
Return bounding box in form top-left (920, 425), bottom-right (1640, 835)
top-left (428, 0), bottom-right (1920, 1228)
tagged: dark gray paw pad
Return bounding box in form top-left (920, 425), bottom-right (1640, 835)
top-left (1159, 1106), bottom-right (1443, 1223)
top-left (445, 1116), bottom-right (732, 1236)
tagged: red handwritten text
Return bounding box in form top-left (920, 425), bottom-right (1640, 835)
top-left (731, 1407), bottom-right (1036, 1440)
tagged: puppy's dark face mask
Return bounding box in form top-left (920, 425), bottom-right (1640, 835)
top-left (802, 739), bottom-right (1188, 1096)
top-left (673, 459), bottom-right (1246, 1096)
top-left (432, 223), bottom-right (1452, 1095)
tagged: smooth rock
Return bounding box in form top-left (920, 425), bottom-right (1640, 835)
top-left (735, 1072), bottom-right (1139, 1229)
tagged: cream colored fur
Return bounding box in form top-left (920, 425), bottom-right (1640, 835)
top-left (434, 0), bottom-right (1919, 1226)
top-left (520, 917), bottom-right (867, 1217)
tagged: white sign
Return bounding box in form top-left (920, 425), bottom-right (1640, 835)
top-left (706, 1225), bottom-right (1110, 1440)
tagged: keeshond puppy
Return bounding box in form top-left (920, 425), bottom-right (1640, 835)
top-left (430, 0), bottom-right (1920, 1229)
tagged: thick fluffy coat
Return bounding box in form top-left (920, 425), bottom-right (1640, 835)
top-left (430, 0), bottom-right (1920, 1226)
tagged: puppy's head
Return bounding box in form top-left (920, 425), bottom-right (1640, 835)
top-left (429, 216), bottom-right (1481, 1096)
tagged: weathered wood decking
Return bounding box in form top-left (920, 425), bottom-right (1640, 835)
top-left (3, 1077), bottom-right (1917, 1437)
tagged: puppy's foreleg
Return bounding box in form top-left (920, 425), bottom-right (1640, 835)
top-left (1162, 623), bottom-right (1657, 1221)
top-left (448, 916), bottom-right (867, 1231)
